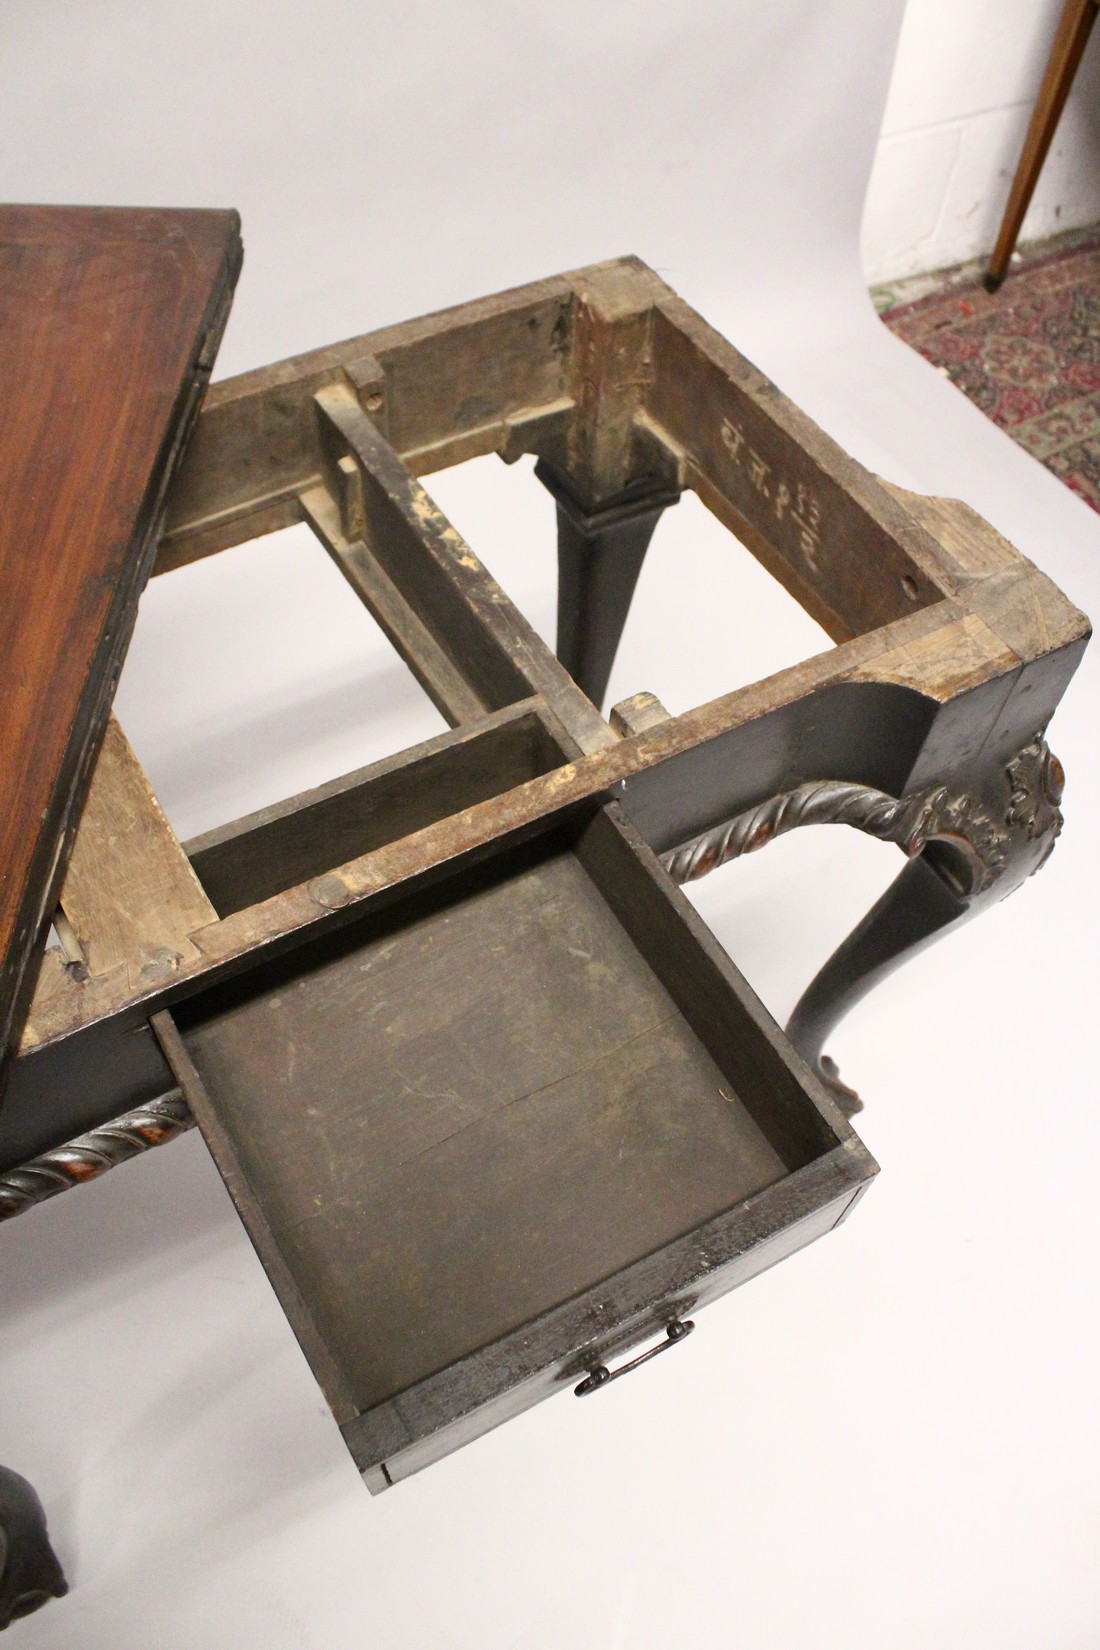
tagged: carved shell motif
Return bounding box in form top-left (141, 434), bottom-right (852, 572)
top-left (1007, 738), bottom-right (1065, 858)
top-left (908, 736), bottom-right (1064, 895)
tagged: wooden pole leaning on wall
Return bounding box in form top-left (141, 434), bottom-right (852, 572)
top-left (985, 0), bottom-right (1100, 291)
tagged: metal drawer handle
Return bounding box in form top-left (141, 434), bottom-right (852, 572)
top-left (574, 1318), bottom-right (695, 1396)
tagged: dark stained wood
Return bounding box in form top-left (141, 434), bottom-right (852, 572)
top-left (0, 666), bottom-right (950, 1172)
top-left (0, 254), bottom-right (1087, 1501)
top-left (536, 460), bottom-right (679, 710)
top-left (8, 634), bottom-right (975, 1059)
top-left (0, 204), bottom-right (241, 1075)
top-left (366, 1152), bottom-right (869, 1485)
top-left (156, 807), bottom-right (873, 1483)
top-left (576, 805), bottom-right (840, 1168)
top-left (186, 700), bottom-right (568, 916)
top-left (0, 1003), bottom-right (176, 1175)
top-left (0, 1466), bottom-right (68, 1628)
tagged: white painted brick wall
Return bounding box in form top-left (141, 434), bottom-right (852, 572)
top-left (862, 0), bottom-right (1100, 281)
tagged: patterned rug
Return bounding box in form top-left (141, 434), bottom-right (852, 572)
top-left (877, 232), bottom-right (1100, 513)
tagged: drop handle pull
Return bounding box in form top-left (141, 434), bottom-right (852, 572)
top-left (574, 1318), bottom-right (695, 1396)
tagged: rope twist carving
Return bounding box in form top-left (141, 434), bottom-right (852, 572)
top-left (0, 1092), bottom-right (193, 1220)
top-left (660, 780), bottom-right (936, 885)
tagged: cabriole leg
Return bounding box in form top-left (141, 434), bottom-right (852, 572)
top-left (786, 737), bottom-right (1066, 1112)
top-left (786, 857), bottom-right (966, 1115)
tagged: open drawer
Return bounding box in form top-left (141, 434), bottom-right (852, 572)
top-left (154, 802), bottom-right (876, 1491)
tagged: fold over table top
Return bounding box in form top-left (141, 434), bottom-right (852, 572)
top-left (0, 203), bottom-right (242, 1074)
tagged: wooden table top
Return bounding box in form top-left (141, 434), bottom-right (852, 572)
top-left (0, 203), bottom-right (241, 1078)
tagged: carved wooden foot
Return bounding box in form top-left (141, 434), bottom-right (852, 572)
top-left (0, 1467), bottom-right (68, 1630)
top-left (535, 460), bottom-right (679, 709)
top-left (785, 737), bottom-right (1065, 1107)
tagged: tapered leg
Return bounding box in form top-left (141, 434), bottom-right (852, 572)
top-left (986, 0), bottom-right (1098, 291)
top-left (535, 461), bottom-right (679, 710)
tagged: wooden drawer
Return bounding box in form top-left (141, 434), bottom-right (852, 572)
top-left (156, 800), bottom-right (876, 1490)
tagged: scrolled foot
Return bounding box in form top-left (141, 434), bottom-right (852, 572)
top-left (0, 1466), bottom-right (68, 1631)
top-left (815, 1055), bottom-right (863, 1118)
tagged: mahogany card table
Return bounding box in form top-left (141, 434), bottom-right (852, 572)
top-left (0, 218), bottom-right (1087, 1615)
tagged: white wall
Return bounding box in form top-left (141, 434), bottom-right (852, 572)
top-left (863, 0), bottom-right (1100, 281)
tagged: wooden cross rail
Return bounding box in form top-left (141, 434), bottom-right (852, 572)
top-left (0, 254), bottom-right (1086, 1192)
top-left (0, 249), bottom-right (1087, 1501)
